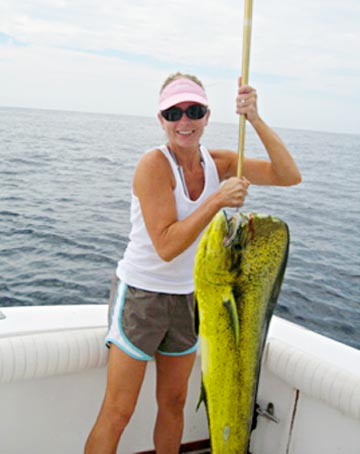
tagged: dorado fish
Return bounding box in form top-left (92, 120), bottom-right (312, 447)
top-left (194, 210), bottom-right (289, 453)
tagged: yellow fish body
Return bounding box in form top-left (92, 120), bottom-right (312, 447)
top-left (194, 211), bottom-right (289, 453)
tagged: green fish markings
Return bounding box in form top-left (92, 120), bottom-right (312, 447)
top-left (194, 210), bottom-right (289, 453)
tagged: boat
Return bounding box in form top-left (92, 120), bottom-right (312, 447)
top-left (1, 304), bottom-right (360, 454)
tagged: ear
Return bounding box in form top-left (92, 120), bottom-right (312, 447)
top-left (204, 109), bottom-right (211, 126)
top-left (157, 111), bottom-right (165, 129)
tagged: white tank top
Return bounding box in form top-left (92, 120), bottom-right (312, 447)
top-left (116, 145), bottom-right (220, 294)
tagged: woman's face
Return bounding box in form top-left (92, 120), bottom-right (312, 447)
top-left (158, 101), bottom-right (210, 150)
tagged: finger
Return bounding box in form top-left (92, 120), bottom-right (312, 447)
top-left (238, 84), bottom-right (252, 95)
top-left (236, 96), bottom-right (250, 113)
top-left (237, 89), bottom-right (256, 107)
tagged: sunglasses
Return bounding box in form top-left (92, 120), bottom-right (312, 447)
top-left (161, 104), bottom-right (208, 122)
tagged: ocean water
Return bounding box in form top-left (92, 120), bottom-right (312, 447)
top-left (0, 107), bottom-right (359, 349)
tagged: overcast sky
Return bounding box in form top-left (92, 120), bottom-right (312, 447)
top-left (0, 0), bottom-right (359, 134)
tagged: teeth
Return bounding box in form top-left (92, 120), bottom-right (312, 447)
top-left (178, 130), bottom-right (193, 135)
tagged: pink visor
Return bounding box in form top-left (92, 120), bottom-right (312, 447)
top-left (159, 78), bottom-right (208, 111)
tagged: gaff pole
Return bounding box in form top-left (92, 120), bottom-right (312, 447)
top-left (237, 0), bottom-right (254, 178)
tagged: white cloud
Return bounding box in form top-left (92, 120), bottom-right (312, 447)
top-left (0, 0), bottom-right (359, 133)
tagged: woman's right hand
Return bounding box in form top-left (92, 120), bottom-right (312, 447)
top-left (218, 176), bottom-right (250, 208)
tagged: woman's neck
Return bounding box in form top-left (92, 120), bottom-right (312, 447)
top-left (167, 144), bottom-right (202, 171)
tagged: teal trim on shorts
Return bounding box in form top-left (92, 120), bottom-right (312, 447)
top-left (107, 338), bottom-right (152, 361)
top-left (157, 338), bottom-right (199, 356)
top-left (105, 281), bottom-right (153, 361)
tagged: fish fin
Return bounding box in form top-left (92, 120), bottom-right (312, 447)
top-left (269, 223), bottom-right (290, 306)
top-left (193, 293), bottom-right (200, 335)
top-left (223, 296), bottom-right (240, 346)
top-left (251, 403), bottom-right (260, 432)
top-left (196, 378), bottom-right (207, 411)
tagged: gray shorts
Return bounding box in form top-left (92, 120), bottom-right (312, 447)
top-left (106, 279), bottom-right (198, 361)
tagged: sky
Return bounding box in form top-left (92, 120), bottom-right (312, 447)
top-left (0, 0), bottom-right (359, 134)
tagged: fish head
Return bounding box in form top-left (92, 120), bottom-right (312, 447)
top-left (195, 210), bottom-right (245, 286)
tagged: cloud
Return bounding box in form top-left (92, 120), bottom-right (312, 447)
top-left (0, 31), bottom-right (26, 46)
top-left (2, 0), bottom-right (359, 80)
top-left (0, 0), bottom-right (359, 133)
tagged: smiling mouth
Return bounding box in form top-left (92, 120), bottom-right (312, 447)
top-left (177, 130), bottom-right (194, 135)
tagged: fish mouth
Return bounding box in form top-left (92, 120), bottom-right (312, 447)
top-left (223, 211), bottom-right (250, 247)
top-left (223, 211), bottom-right (268, 247)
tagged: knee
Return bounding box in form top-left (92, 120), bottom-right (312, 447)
top-left (103, 401), bottom-right (135, 431)
top-left (157, 391), bottom-right (187, 416)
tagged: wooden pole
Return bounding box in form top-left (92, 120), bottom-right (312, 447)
top-left (237, 0), bottom-right (254, 178)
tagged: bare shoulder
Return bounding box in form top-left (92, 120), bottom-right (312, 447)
top-left (136, 148), bottom-right (169, 170)
top-left (209, 149), bottom-right (238, 180)
top-left (134, 148), bottom-right (175, 195)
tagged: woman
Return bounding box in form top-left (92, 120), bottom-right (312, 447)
top-left (85, 72), bottom-right (301, 454)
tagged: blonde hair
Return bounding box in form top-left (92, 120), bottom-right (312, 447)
top-left (160, 72), bottom-right (205, 93)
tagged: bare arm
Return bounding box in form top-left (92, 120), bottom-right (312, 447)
top-left (133, 149), bottom-right (249, 261)
top-left (234, 82), bottom-right (302, 186)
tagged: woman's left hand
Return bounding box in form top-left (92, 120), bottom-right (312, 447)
top-left (236, 79), bottom-right (259, 124)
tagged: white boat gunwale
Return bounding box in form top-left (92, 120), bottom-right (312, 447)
top-left (1, 304), bottom-right (360, 454)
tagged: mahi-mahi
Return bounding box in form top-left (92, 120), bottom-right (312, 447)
top-left (194, 210), bottom-right (289, 453)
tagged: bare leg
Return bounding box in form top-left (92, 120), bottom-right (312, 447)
top-left (153, 352), bottom-right (197, 454)
top-left (84, 345), bottom-right (147, 454)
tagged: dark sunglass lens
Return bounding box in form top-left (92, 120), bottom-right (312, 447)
top-left (186, 105), bottom-right (207, 120)
top-left (161, 105), bottom-right (207, 121)
top-left (162, 107), bottom-right (182, 121)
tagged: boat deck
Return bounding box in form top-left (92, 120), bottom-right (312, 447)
top-left (135, 439), bottom-right (211, 453)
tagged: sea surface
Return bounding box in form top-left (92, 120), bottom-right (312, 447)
top-left (0, 107), bottom-right (359, 349)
